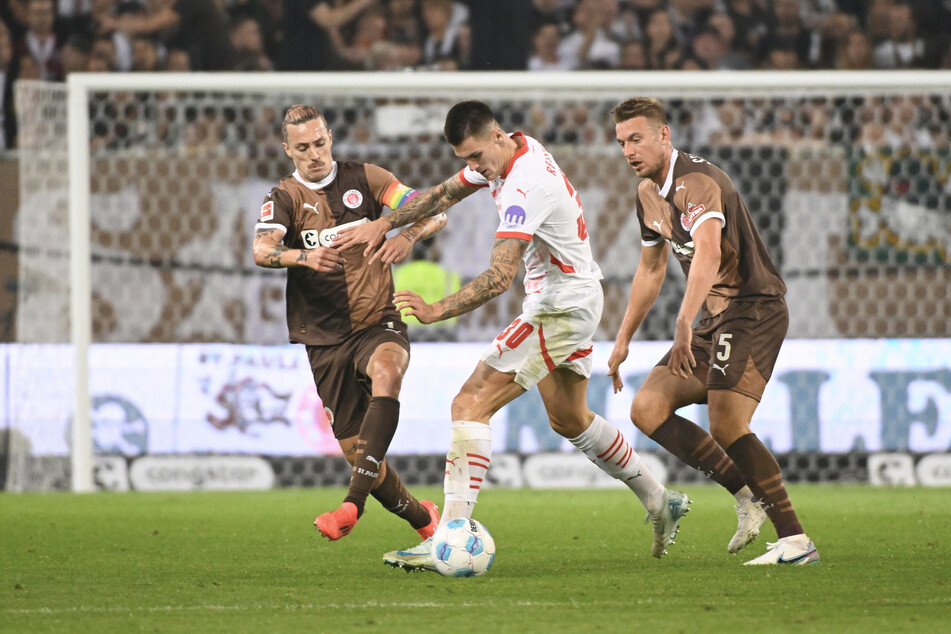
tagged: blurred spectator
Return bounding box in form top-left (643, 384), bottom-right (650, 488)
top-left (12, 0), bottom-right (62, 80)
top-left (837, 28), bottom-right (874, 70)
top-left (667, 0), bottom-right (709, 49)
top-left (764, 0), bottom-right (818, 68)
top-left (163, 46), bottom-right (190, 71)
top-left (558, 0), bottom-right (621, 69)
top-left (228, 14), bottom-right (273, 70)
top-left (90, 34), bottom-right (117, 70)
top-left (690, 24), bottom-right (742, 70)
top-left (724, 0), bottom-right (770, 65)
top-left (130, 34), bottom-right (161, 71)
top-left (813, 10), bottom-right (856, 69)
top-left (616, 39), bottom-right (647, 70)
top-left (59, 32), bottom-right (90, 74)
top-left (763, 42), bottom-right (801, 70)
top-left (530, 0), bottom-right (573, 34)
top-left (872, 2), bottom-right (933, 69)
top-left (611, 1), bottom-right (643, 44)
top-left (863, 0), bottom-right (892, 44)
top-left (464, 0), bottom-right (531, 70)
top-left (420, 0), bottom-right (464, 69)
top-left (224, 0), bottom-right (282, 63)
top-left (643, 8), bottom-right (681, 69)
top-left (385, 0), bottom-right (422, 48)
top-left (281, 0), bottom-right (375, 71)
top-left (706, 12), bottom-right (751, 69)
top-left (106, 0), bottom-right (235, 70)
top-left (528, 20), bottom-right (572, 71)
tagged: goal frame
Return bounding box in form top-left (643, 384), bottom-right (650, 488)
top-left (65, 69), bottom-right (951, 492)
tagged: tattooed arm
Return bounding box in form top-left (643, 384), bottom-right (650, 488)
top-left (252, 226), bottom-right (345, 272)
top-left (372, 212), bottom-right (448, 266)
top-left (394, 237), bottom-right (526, 324)
top-left (332, 173), bottom-right (476, 255)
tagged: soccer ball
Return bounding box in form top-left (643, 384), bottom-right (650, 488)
top-left (430, 517), bottom-right (496, 577)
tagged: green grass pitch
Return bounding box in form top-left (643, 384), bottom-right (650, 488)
top-left (2, 484), bottom-right (949, 632)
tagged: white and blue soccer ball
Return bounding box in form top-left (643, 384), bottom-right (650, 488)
top-left (430, 517), bottom-right (496, 577)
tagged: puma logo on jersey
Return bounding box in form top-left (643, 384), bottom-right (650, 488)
top-left (675, 181), bottom-right (686, 192)
top-left (712, 362), bottom-right (729, 375)
top-left (302, 202), bottom-right (319, 214)
top-left (651, 219), bottom-right (664, 231)
top-left (516, 187), bottom-right (530, 198)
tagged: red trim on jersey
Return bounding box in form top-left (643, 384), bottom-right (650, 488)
top-left (538, 324), bottom-right (556, 372)
top-left (501, 132), bottom-right (529, 179)
top-left (549, 254), bottom-right (576, 273)
top-left (496, 230), bottom-right (531, 241)
top-left (458, 168), bottom-right (489, 188)
top-left (566, 347), bottom-right (593, 361)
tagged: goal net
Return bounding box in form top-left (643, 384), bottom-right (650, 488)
top-left (6, 71), bottom-right (950, 491)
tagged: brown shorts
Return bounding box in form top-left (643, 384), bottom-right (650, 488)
top-left (305, 322), bottom-right (410, 440)
top-left (657, 297), bottom-right (788, 401)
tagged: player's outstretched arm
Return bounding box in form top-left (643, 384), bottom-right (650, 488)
top-left (395, 237), bottom-right (525, 323)
top-left (333, 173), bottom-right (474, 256)
top-left (607, 242), bottom-right (669, 393)
top-left (371, 212), bottom-right (448, 266)
top-left (252, 226), bottom-right (345, 273)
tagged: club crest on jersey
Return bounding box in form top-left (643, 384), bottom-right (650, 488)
top-left (343, 189), bottom-right (364, 209)
top-left (259, 200), bottom-right (274, 222)
top-left (681, 202), bottom-right (706, 230)
top-left (502, 204), bottom-right (526, 227)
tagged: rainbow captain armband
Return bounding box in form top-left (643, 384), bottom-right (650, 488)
top-left (382, 180), bottom-right (419, 210)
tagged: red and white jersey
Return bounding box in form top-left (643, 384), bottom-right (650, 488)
top-left (459, 132), bottom-right (602, 295)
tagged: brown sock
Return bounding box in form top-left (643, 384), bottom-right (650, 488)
top-left (649, 414), bottom-right (747, 494)
top-left (726, 433), bottom-right (803, 538)
top-left (370, 464), bottom-right (431, 530)
top-left (344, 396), bottom-right (400, 517)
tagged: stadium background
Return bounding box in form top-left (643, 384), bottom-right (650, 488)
top-left (0, 0), bottom-right (949, 492)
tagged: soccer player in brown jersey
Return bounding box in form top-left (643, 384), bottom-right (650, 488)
top-left (607, 97), bottom-right (819, 565)
top-left (252, 104), bottom-right (447, 543)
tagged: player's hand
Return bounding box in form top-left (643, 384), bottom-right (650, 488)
top-left (394, 290), bottom-right (439, 324)
top-left (299, 247), bottom-right (346, 273)
top-left (370, 233), bottom-right (413, 266)
top-left (332, 218), bottom-right (388, 258)
top-left (607, 341), bottom-right (630, 394)
top-left (667, 319), bottom-right (696, 379)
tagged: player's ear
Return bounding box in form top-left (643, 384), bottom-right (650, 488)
top-left (282, 142), bottom-right (291, 158)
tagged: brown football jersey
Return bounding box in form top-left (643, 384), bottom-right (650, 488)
top-left (635, 149), bottom-right (786, 317)
top-left (257, 161), bottom-right (404, 345)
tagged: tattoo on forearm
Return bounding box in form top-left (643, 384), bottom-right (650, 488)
top-left (386, 176), bottom-right (470, 229)
top-left (439, 238), bottom-right (524, 320)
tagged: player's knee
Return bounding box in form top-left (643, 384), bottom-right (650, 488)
top-left (630, 392), bottom-right (668, 431)
top-left (369, 362), bottom-right (404, 396)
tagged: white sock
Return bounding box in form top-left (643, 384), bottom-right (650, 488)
top-left (735, 485), bottom-right (754, 503)
top-left (441, 420), bottom-right (492, 524)
top-left (569, 414), bottom-right (665, 513)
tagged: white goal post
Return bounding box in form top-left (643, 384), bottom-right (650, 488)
top-left (14, 70), bottom-right (951, 491)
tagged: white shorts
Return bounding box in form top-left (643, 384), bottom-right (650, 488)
top-left (480, 283), bottom-right (603, 390)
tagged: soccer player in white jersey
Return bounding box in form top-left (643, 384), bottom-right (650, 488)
top-left (333, 100), bottom-right (689, 571)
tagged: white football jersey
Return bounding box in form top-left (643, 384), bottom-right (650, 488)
top-left (459, 132), bottom-right (602, 295)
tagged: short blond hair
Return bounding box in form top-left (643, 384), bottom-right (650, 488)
top-left (282, 104), bottom-right (325, 142)
top-left (611, 97), bottom-right (667, 129)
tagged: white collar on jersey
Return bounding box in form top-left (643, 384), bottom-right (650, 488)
top-left (657, 148), bottom-right (679, 198)
top-left (293, 162), bottom-right (338, 190)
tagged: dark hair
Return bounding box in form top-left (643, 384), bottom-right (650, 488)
top-left (610, 97), bottom-right (667, 128)
top-left (443, 100), bottom-right (497, 146)
top-left (282, 104), bottom-right (324, 142)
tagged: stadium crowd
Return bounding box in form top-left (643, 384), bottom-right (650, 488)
top-left (1, 0), bottom-right (950, 149)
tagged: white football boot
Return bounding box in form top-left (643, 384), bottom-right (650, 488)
top-left (382, 537), bottom-right (436, 572)
top-left (744, 534), bottom-right (820, 565)
top-left (647, 489), bottom-right (691, 558)
top-left (728, 497), bottom-right (768, 554)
